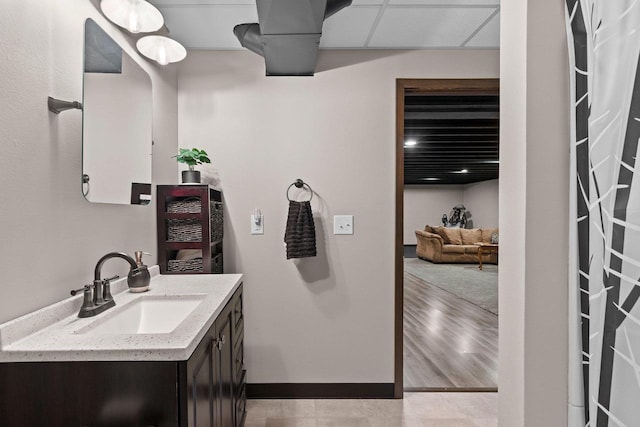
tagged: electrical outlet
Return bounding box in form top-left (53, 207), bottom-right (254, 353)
top-left (334, 215), bottom-right (354, 235)
top-left (251, 214), bottom-right (264, 235)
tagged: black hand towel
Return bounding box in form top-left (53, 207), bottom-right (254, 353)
top-left (284, 200), bottom-right (317, 259)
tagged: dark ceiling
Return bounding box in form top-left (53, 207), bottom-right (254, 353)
top-left (404, 93), bottom-right (499, 185)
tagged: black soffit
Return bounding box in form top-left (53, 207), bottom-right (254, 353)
top-left (404, 94), bottom-right (500, 185)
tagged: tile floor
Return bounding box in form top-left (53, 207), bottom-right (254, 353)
top-left (245, 392), bottom-right (497, 427)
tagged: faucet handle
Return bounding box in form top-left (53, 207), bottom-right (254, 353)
top-left (102, 276), bottom-right (118, 302)
top-left (70, 284), bottom-right (93, 296)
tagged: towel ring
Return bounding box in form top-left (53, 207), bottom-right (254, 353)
top-left (287, 179), bottom-right (313, 202)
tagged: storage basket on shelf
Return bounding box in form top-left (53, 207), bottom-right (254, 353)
top-left (167, 198), bottom-right (201, 214)
top-left (167, 254), bottom-right (223, 274)
top-left (167, 219), bottom-right (201, 242)
top-left (168, 258), bottom-right (204, 273)
top-left (166, 200), bottom-right (223, 243)
top-left (210, 201), bottom-right (223, 242)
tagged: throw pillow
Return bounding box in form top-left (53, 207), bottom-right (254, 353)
top-left (491, 232), bottom-right (499, 244)
top-left (432, 226), bottom-right (451, 243)
top-left (460, 228), bottom-right (482, 245)
top-left (441, 227), bottom-right (463, 245)
top-left (481, 228), bottom-right (497, 243)
top-left (424, 225), bottom-right (434, 233)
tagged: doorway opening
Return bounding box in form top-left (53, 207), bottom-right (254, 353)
top-left (395, 79), bottom-right (500, 396)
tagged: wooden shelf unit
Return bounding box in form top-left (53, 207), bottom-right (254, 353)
top-left (157, 185), bottom-right (223, 274)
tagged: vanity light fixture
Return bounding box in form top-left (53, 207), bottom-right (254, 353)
top-left (136, 35), bottom-right (187, 65)
top-left (100, 0), bottom-right (164, 34)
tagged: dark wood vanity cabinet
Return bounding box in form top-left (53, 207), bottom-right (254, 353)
top-left (181, 284), bottom-right (246, 427)
top-left (0, 284), bottom-right (246, 427)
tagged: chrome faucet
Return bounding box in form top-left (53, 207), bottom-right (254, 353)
top-left (70, 251), bottom-right (151, 318)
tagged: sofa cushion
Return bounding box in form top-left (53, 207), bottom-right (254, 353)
top-left (481, 227), bottom-right (498, 243)
top-left (424, 225), bottom-right (434, 233)
top-left (440, 227), bottom-right (463, 245)
top-left (460, 228), bottom-right (482, 245)
top-left (464, 245), bottom-right (481, 254)
top-left (432, 226), bottom-right (450, 243)
top-left (442, 245), bottom-right (466, 254)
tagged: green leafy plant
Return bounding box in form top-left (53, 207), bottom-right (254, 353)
top-left (173, 148), bottom-right (211, 170)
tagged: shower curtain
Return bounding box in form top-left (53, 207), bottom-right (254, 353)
top-left (565, 1), bottom-right (640, 426)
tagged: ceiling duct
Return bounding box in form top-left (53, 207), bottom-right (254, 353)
top-left (233, 0), bottom-right (352, 76)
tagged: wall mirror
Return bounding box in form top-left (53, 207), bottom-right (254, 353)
top-left (82, 18), bottom-right (152, 205)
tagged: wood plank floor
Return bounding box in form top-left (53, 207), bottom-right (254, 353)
top-left (403, 269), bottom-right (498, 390)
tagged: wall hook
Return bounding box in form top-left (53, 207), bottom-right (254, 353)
top-left (48, 96), bottom-right (83, 114)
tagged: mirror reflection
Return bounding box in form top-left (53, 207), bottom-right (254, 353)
top-left (82, 19), bottom-right (152, 205)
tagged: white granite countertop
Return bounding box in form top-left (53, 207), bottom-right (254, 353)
top-left (0, 266), bottom-right (242, 362)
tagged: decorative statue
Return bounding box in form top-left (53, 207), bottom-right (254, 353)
top-left (442, 204), bottom-right (468, 228)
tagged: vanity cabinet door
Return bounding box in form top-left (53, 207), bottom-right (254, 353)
top-left (215, 298), bottom-right (235, 427)
top-left (182, 283), bottom-right (243, 427)
top-left (185, 323), bottom-right (218, 427)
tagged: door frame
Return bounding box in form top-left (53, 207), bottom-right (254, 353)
top-left (394, 78), bottom-right (500, 398)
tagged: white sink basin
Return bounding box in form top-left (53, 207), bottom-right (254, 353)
top-left (78, 295), bottom-right (206, 335)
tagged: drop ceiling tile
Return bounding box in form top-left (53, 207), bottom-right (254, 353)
top-left (465, 11), bottom-right (499, 47)
top-left (158, 5), bottom-right (258, 49)
top-left (389, 0), bottom-right (499, 5)
top-left (368, 7), bottom-right (495, 48)
top-left (320, 6), bottom-right (380, 48)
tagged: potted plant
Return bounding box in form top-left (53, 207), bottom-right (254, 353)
top-left (173, 148), bottom-right (211, 184)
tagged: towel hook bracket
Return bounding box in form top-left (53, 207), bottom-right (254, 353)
top-left (287, 179), bottom-right (313, 202)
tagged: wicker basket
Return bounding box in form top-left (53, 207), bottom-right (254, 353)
top-left (211, 202), bottom-right (223, 242)
top-left (168, 258), bottom-right (203, 272)
top-left (167, 219), bottom-right (202, 242)
top-left (167, 198), bottom-right (201, 214)
top-left (167, 200), bottom-right (223, 242)
top-left (167, 254), bottom-right (223, 274)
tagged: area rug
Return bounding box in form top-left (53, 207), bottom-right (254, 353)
top-left (404, 258), bottom-right (498, 315)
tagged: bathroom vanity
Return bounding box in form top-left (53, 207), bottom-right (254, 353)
top-left (0, 268), bottom-right (245, 427)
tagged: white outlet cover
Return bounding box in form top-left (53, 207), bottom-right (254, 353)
top-left (334, 215), bottom-right (354, 235)
top-left (251, 214), bottom-right (264, 235)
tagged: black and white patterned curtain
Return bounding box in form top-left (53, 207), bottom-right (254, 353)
top-left (565, 1), bottom-right (640, 426)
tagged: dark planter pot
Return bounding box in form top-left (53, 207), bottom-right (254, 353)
top-left (182, 170), bottom-right (201, 184)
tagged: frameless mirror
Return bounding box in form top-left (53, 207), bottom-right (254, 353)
top-left (82, 19), bottom-right (152, 205)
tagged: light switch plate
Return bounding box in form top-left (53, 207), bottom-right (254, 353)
top-left (251, 215), bottom-right (264, 235)
top-left (334, 215), bottom-right (354, 235)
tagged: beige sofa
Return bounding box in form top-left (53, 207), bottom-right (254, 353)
top-left (415, 225), bottom-right (498, 264)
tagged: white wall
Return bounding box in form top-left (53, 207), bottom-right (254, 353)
top-left (462, 179), bottom-right (499, 229)
top-left (500, 0), bottom-right (569, 425)
top-left (178, 49), bottom-right (499, 384)
top-left (403, 179), bottom-right (498, 244)
top-left (0, 0), bottom-right (178, 324)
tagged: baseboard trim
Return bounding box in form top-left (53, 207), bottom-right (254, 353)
top-left (403, 244), bottom-right (417, 258)
top-left (404, 387), bottom-right (498, 393)
top-left (247, 383), bottom-right (395, 399)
